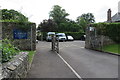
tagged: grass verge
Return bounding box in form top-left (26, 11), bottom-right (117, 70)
top-left (102, 44), bottom-right (120, 54)
top-left (20, 51), bottom-right (36, 64)
top-left (28, 51), bottom-right (36, 63)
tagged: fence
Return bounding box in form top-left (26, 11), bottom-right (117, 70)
top-left (51, 34), bottom-right (59, 53)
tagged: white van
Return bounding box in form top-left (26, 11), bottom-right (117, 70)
top-left (46, 32), bottom-right (55, 41)
top-left (56, 33), bottom-right (67, 41)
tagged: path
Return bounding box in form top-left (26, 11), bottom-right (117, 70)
top-left (27, 41), bottom-right (78, 78)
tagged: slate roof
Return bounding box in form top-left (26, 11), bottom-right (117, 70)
top-left (112, 12), bottom-right (120, 22)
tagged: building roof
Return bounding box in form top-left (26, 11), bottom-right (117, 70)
top-left (112, 12), bottom-right (120, 22)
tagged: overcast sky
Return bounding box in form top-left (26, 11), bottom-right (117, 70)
top-left (0, 0), bottom-right (120, 26)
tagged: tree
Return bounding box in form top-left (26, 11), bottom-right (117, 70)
top-left (38, 19), bottom-right (58, 32)
top-left (0, 9), bottom-right (28, 22)
top-left (77, 13), bottom-right (95, 23)
top-left (77, 17), bottom-right (88, 32)
top-left (77, 13), bottom-right (95, 32)
top-left (49, 5), bottom-right (69, 28)
top-left (64, 19), bottom-right (80, 32)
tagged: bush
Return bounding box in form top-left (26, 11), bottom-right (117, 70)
top-left (91, 23), bottom-right (120, 43)
top-left (1, 39), bottom-right (19, 63)
top-left (37, 32), bottom-right (47, 41)
top-left (37, 32), bottom-right (84, 40)
top-left (65, 32), bottom-right (84, 40)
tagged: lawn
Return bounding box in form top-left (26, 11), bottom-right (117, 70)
top-left (102, 44), bottom-right (120, 54)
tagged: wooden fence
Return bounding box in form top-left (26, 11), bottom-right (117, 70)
top-left (51, 34), bottom-right (59, 53)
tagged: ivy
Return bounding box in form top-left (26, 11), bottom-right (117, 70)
top-left (1, 39), bottom-right (20, 63)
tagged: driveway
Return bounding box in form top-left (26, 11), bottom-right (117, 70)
top-left (27, 41), bottom-right (119, 79)
top-left (59, 41), bottom-right (118, 78)
top-left (27, 41), bottom-right (77, 78)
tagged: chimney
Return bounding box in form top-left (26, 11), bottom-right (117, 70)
top-left (107, 9), bottom-right (112, 22)
top-left (118, 1), bottom-right (120, 13)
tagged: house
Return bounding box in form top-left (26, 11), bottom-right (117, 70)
top-left (107, 1), bottom-right (120, 22)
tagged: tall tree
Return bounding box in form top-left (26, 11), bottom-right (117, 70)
top-left (38, 19), bottom-right (57, 32)
top-left (77, 13), bottom-right (95, 32)
top-left (0, 9), bottom-right (28, 22)
top-left (77, 13), bottom-right (95, 23)
top-left (49, 5), bottom-right (69, 28)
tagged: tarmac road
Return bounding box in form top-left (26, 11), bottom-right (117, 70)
top-left (27, 41), bottom-right (119, 79)
top-left (27, 41), bottom-right (77, 78)
top-left (59, 41), bottom-right (118, 78)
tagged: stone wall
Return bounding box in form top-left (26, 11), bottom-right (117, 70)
top-left (0, 22), bottom-right (2, 40)
top-left (1, 22), bottom-right (36, 50)
top-left (85, 27), bottom-right (115, 49)
top-left (2, 52), bottom-right (29, 78)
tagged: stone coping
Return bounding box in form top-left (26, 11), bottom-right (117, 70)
top-left (2, 52), bottom-right (29, 78)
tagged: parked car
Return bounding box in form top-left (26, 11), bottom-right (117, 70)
top-left (46, 32), bottom-right (55, 41)
top-left (67, 35), bottom-right (74, 41)
top-left (36, 40), bottom-right (39, 43)
top-left (80, 35), bottom-right (86, 41)
top-left (56, 33), bottom-right (67, 41)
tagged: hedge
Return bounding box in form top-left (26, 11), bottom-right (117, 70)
top-left (64, 32), bottom-right (84, 40)
top-left (37, 32), bottom-right (84, 40)
top-left (37, 32), bottom-right (47, 40)
top-left (91, 23), bottom-right (120, 43)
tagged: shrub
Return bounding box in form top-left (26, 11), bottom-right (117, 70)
top-left (91, 23), bottom-right (120, 43)
top-left (37, 32), bottom-right (47, 41)
top-left (1, 39), bottom-right (19, 63)
top-left (64, 32), bottom-right (84, 40)
top-left (37, 32), bottom-right (84, 40)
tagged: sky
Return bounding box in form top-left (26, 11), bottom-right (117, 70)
top-left (0, 0), bottom-right (120, 26)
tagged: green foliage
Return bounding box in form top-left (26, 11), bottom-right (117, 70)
top-left (38, 17), bottom-right (82, 33)
top-left (0, 9), bottom-right (28, 22)
top-left (102, 44), bottom-right (119, 54)
top-left (77, 13), bottom-right (95, 23)
top-left (91, 23), bottom-right (120, 43)
top-left (28, 51), bottom-right (36, 63)
top-left (37, 32), bottom-right (47, 40)
top-left (65, 32), bottom-right (84, 40)
top-left (77, 17), bottom-right (88, 32)
top-left (57, 19), bottom-right (80, 32)
top-left (1, 39), bottom-right (19, 63)
top-left (1, 22), bottom-right (35, 31)
top-left (49, 5), bottom-right (70, 31)
top-left (77, 13), bottom-right (95, 32)
top-left (37, 31), bottom-right (84, 40)
top-left (49, 5), bottom-right (69, 24)
top-left (16, 22), bottom-right (34, 30)
top-left (42, 32), bottom-right (47, 40)
top-left (38, 19), bottom-right (58, 32)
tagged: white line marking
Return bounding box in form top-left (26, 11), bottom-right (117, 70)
top-left (57, 53), bottom-right (83, 80)
top-left (80, 47), bottom-right (84, 48)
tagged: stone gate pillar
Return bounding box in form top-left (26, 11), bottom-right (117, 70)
top-left (85, 27), bottom-right (91, 49)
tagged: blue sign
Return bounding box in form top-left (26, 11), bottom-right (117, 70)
top-left (13, 29), bottom-right (27, 39)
